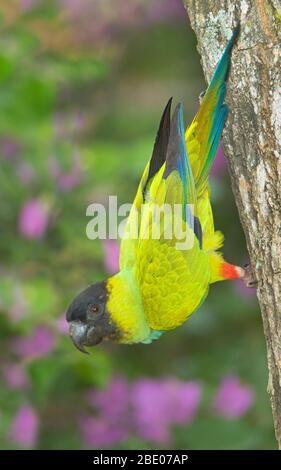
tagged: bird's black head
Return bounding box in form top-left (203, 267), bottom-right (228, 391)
top-left (66, 281), bottom-right (119, 353)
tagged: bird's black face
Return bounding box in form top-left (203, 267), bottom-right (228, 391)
top-left (66, 281), bottom-right (118, 353)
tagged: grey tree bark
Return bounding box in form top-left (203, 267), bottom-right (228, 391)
top-left (182, 0), bottom-right (281, 448)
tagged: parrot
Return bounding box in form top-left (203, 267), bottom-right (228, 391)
top-left (66, 25), bottom-right (256, 353)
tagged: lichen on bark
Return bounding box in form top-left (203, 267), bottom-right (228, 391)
top-left (182, 0), bottom-right (281, 448)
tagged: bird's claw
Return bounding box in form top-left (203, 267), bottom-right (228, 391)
top-left (199, 90), bottom-right (206, 104)
top-left (242, 263), bottom-right (257, 288)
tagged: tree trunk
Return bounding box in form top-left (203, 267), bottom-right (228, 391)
top-left (182, 0), bottom-right (281, 448)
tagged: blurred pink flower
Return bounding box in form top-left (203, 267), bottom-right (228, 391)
top-left (165, 379), bottom-right (202, 424)
top-left (132, 378), bottom-right (202, 444)
top-left (214, 375), bottom-right (255, 418)
top-left (59, 0), bottom-right (184, 48)
top-left (103, 240), bottom-right (119, 274)
top-left (210, 144), bottom-right (228, 177)
top-left (9, 286), bottom-right (27, 323)
top-left (82, 377), bottom-right (130, 447)
top-left (80, 376), bottom-right (202, 446)
top-left (12, 326), bottom-right (56, 359)
top-left (80, 415), bottom-right (127, 448)
top-left (132, 379), bottom-right (172, 443)
top-left (60, 0), bottom-right (140, 32)
top-left (49, 154), bottom-right (83, 191)
top-left (0, 137), bottom-right (20, 159)
top-left (147, 0), bottom-right (185, 23)
top-left (9, 404), bottom-right (39, 448)
top-left (2, 363), bottom-right (29, 390)
top-left (58, 171), bottom-right (83, 191)
top-left (48, 156), bottom-right (61, 179)
top-left (21, 0), bottom-right (42, 11)
top-left (18, 199), bottom-right (49, 239)
top-left (87, 376), bottom-right (130, 421)
top-left (55, 313), bottom-right (69, 335)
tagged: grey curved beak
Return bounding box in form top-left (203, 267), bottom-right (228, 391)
top-left (69, 322), bottom-right (89, 354)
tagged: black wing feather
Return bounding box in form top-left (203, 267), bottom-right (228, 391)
top-left (143, 97), bottom-right (172, 196)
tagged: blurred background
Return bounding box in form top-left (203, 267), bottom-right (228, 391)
top-left (0, 0), bottom-right (275, 449)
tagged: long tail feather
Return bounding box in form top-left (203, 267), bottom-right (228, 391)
top-left (186, 25), bottom-right (240, 195)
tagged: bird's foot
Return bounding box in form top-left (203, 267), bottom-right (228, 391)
top-left (199, 90), bottom-right (206, 104)
top-left (241, 263), bottom-right (257, 288)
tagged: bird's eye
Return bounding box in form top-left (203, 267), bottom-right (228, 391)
top-left (89, 304), bottom-right (101, 315)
